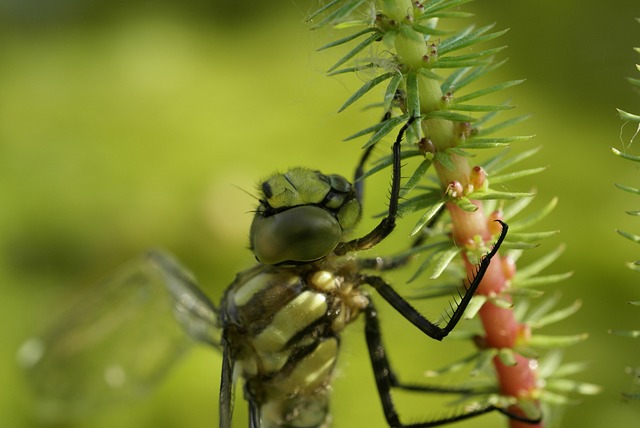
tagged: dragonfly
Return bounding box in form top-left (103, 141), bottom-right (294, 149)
top-left (18, 119), bottom-right (539, 427)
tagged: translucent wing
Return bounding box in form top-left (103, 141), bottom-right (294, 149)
top-left (17, 249), bottom-right (219, 420)
top-left (219, 341), bottom-right (236, 428)
top-left (147, 250), bottom-right (220, 347)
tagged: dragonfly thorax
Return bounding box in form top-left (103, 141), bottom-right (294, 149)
top-left (220, 259), bottom-right (367, 428)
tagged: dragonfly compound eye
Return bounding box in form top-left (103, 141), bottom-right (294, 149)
top-left (250, 205), bottom-right (341, 265)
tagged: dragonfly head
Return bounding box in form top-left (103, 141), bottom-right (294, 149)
top-left (250, 168), bottom-right (361, 265)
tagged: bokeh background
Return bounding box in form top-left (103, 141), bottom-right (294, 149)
top-left (2, 0), bottom-right (640, 427)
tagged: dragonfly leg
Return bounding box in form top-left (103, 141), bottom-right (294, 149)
top-left (362, 300), bottom-right (541, 427)
top-left (352, 110), bottom-right (393, 205)
top-left (362, 221), bottom-right (508, 340)
top-left (335, 117), bottom-right (417, 256)
top-left (357, 206), bottom-right (445, 272)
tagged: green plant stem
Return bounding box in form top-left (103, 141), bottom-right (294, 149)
top-left (378, 1), bottom-right (542, 425)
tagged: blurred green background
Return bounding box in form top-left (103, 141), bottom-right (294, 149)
top-left (2, 0), bottom-right (640, 427)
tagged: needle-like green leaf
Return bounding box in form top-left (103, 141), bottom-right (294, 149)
top-left (317, 27), bottom-right (380, 51)
top-left (310, 0), bottom-right (367, 29)
top-left (453, 79), bottom-right (525, 104)
top-left (362, 112), bottom-right (409, 148)
top-left (338, 72), bottom-right (396, 113)
top-left (490, 166), bottom-right (548, 185)
top-left (410, 200), bottom-right (446, 237)
top-left (612, 146), bottom-right (640, 162)
top-left (329, 32), bottom-right (384, 73)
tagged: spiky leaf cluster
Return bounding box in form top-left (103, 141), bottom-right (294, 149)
top-left (312, 1), bottom-right (535, 227)
top-left (312, 0), bottom-right (591, 418)
top-left (611, 17), bottom-right (640, 400)
top-left (613, 17), bottom-right (640, 280)
top-left (312, 0), bottom-right (563, 290)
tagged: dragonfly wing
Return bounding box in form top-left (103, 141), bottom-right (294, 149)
top-left (146, 249), bottom-right (220, 347)
top-left (17, 250), bottom-right (219, 420)
top-left (218, 341), bottom-right (236, 428)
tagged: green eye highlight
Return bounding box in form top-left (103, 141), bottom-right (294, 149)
top-left (251, 206), bottom-right (341, 265)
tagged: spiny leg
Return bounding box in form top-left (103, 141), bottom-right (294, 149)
top-left (357, 205), bottom-right (445, 272)
top-left (353, 88), bottom-right (406, 203)
top-left (335, 116), bottom-right (417, 256)
top-left (363, 220), bottom-right (508, 341)
top-left (363, 301), bottom-right (541, 427)
top-left (361, 220), bottom-right (541, 425)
